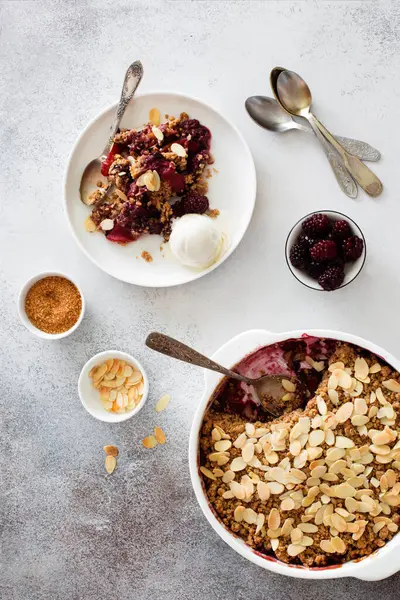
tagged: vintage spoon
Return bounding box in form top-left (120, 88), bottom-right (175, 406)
top-left (245, 95), bottom-right (381, 161)
top-left (146, 332), bottom-right (295, 417)
top-left (273, 68), bottom-right (383, 197)
top-left (269, 68), bottom-right (357, 198)
top-left (79, 60), bottom-right (143, 205)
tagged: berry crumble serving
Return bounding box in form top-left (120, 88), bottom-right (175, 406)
top-left (84, 109), bottom-right (216, 244)
top-left (199, 337), bottom-right (400, 567)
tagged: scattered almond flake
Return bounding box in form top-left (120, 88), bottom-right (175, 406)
top-left (149, 108), bottom-right (161, 126)
top-left (243, 508), bottom-right (257, 525)
top-left (245, 423), bottom-right (255, 436)
top-left (170, 142), bottom-right (187, 157)
top-left (213, 468), bottom-right (224, 477)
top-left (211, 428), bottom-right (222, 442)
top-left (281, 497), bottom-right (295, 511)
top-left (242, 443), bottom-right (255, 463)
top-left (351, 415), bottom-right (369, 427)
top-left (328, 374), bottom-right (338, 390)
top-left (328, 389), bottom-right (339, 405)
top-left (369, 363), bottom-right (382, 374)
top-left (256, 481), bottom-right (270, 501)
top-left (337, 370), bottom-right (353, 389)
top-left (271, 538), bottom-right (279, 551)
top-left (154, 426), bottom-right (166, 444)
top-left (335, 483), bottom-right (356, 498)
top-left (222, 470), bottom-right (235, 484)
top-left (320, 539), bottom-right (336, 553)
top-left (335, 436), bottom-right (355, 449)
top-left (355, 357), bottom-right (369, 381)
top-left (309, 429), bottom-right (325, 447)
top-left (266, 481), bottom-right (285, 494)
top-left (388, 522), bottom-right (399, 532)
top-left (331, 536), bottom-right (346, 553)
top-left (84, 216), bottom-right (97, 232)
top-left (215, 439), bottom-right (232, 452)
top-left (329, 361), bottom-right (345, 373)
top-left (330, 513), bottom-right (347, 532)
top-left (282, 379), bottom-right (296, 393)
top-left (255, 513), bottom-right (265, 534)
top-left (230, 481), bottom-right (245, 500)
top-left (383, 379), bottom-right (400, 393)
top-left (233, 432), bottom-right (247, 449)
top-left (230, 457), bottom-right (247, 472)
top-left (234, 506), bottom-right (245, 522)
top-left (289, 440), bottom-right (302, 456)
top-left (155, 394), bottom-right (170, 412)
top-left (142, 435), bottom-right (158, 449)
top-left (287, 544), bottom-right (306, 557)
top-left (100, 218), bottom-right (114, 231)
top-left (151, 125), bottom-right (164, 141)
top-left (103, 445), bottom-right (119, 457)
top-left (316, 396), bottom-right (327, 416)
top-left (336, 402), bottom-right (354, 423)
top-left (372, 431), bottom-right (392, 446)
top-left (267, 508), bottom-right (281, 530)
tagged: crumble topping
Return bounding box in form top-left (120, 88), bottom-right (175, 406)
top-left (200, 342), bottom-right (400, 568)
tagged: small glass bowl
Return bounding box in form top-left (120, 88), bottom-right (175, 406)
top-left (285, 210), bottom-right (366, 291)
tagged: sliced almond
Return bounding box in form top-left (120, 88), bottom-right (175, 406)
top-left (355, 357), bottom-right (369, 380)
top-left (382, 379), bottom-right (400, 393)
top-left (331, 536), bottom-right (346, 553)
top-left (154, 426), bottom-right (166, 444)
top-left (266, 481), bottom-right (285, 495)
top-left (149, 108), bottom-right (161, 126)
top-left (281, 497), bottom-right (295, 511)
top-left (336, 402), bottom-right (354, 423)
top-left (309, 429), bottom-right (325, 447)
top-left (338, 370), bottom-right (353, 389)
top-left (320, 539), bottom-right (335, 553)
top-left (84, 216), bottom-right (97, 232)
top-left (200, 466), bottom-right (216, 480)
top-left (335, 436), bottom-right (354, 449)
top-left (170, 142), bottom-right (187, 157)
top-left (222, 470), bottom-right (235, 484)
top-left (215, 440), bottom-right (232, 452)
top-left (287, 544), bottom-right (306, 557)
top-left (151, 125), bottom-right (164, 141)
top-left (230, 457), bottom-right (247, 472)
top-left (142, 435), bottom-right (158, 449)
top-left (103, 445), bottom-right (119, 457)
top-left (317, 396), bottom-right (327, 416)
top-left (243, 508), bottom-right (257, 525)
top-left (282, 379), bottom-right (296, 392)
top-left (334, 483), bottom-right (356, 498)
top-left (100, 218), bottom-right (114, 231)
top-left (105, 455), bottom-right (116, 474)
top-left (328, 389), bottom-right (339, 405)
top-left (230, 481), bottom-right (245, 500)
top-left (257, 481), bottom-right (271, 501)
top-left (234, 506), bottom-right (245, 522)
top-left (369, 363), bottom-right (381, 374)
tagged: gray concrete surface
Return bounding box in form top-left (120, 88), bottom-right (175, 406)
top-left (2, 1), bottom-right (400, 598)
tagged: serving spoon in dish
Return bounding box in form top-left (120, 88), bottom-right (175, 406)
top-left (146, 332), bottom-right (296, 417)
top-left (79, 60), bottom-right (143, 205)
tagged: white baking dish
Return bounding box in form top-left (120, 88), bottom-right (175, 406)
top-left (189, 329), bottom-right (400, 580)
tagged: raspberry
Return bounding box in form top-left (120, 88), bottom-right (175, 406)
top-left (318, 266), bottom-right (345, 291)
top-left (289, 244), bottom-right (307, 269)
top-left (174, 191), bottom-right (209, 216)
top-left (332, 219), bottom-right (352, 239)
top-left (310, 240), bottom-right (337, 261)
top-left (302, 213), bottom-right (331, 237)
top-left (342, 236), bottom-right (364, 262)
top-left (297, 233), bottom-right (317, 250)
top-left (306, 261), bottom-right (325, 280)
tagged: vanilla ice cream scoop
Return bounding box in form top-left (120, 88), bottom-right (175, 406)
top-left (169, 214), bottom-right (223, 268)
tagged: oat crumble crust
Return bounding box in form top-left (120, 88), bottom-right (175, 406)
top-left (200, 342), bottom-right (400, 568)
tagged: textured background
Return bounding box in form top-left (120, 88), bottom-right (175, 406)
top-left (1, 0), bottom-right (400, 598)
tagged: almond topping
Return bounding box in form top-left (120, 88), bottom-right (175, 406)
top-left (105, 455), bottom-right (116, 474)
top-left (170, 142), bottom-right (187, 157)
top-left (149, 108), bottom-right (161, 126)
top-left (383, 379), bottom-right (400, 393)
top-left (142, 435), bottom-right (158, 449)
top-left (154, 426), bottom-right (166, 444)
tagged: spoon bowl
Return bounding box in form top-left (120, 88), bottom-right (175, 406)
top-left (145, 332), bottom-right (296, 417)
top-left (245, 95), bottom-right (300, 133)
top-left (276, 70), bottom-right (313, 117)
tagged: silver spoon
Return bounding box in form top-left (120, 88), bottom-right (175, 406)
top-left (273, 68), bottom-right (383, 197)
top-left (269, 68), bottom-right (357, 199)
top-left (146, 332), bottom-right (296, 417)
top-left (245, 96), bottom-right (381, 162)
top-left (80, 60), bottom-right (143, 205)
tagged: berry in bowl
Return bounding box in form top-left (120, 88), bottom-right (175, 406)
top-left (285, 211), bottom-right (366, 291)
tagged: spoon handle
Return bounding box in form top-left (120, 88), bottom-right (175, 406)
top-left (335, 137), bottom-right (381, 162)
top-left (311, 114), bottom-right (383, 197)
top-left (146, 332), bottom-right (249, 383)
top-left (101, 60), bottom-right (144, 157)
top-left (307, 118), bottom-right (358, 198)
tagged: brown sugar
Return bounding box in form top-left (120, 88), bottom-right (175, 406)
top-left (25, 276), bottom-right (82, 334)
top-left (141, 251), bottom-right (153, 263)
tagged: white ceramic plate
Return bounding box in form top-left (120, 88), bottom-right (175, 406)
top-left (64, 92), bottom-right (256, 287)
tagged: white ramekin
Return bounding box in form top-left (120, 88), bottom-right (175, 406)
top-left (78, 350), bottom-right (149, 423)
top-left (18, 271), bottom-right (85, 339)
top-left (189, 329), bottom-right (400, 580)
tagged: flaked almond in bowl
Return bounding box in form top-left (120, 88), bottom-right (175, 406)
top-left (78, 350), bottom-right (148, 422)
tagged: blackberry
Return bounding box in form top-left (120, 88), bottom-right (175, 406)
top-left (318, 266), bottom-right (345, 291)
top-left (302, 213), bottom-right (331, 237)
top-left (289, 243), bottom-right (307, 269)
top-left (306, 261), bottom-right (325, 280)
top-left (332, 219), bottom-right (352, 239)
top-left (174, 191), bottom-right (209, 216)
top-left (310, 240), bottom-right (337, 261)
top-left (342, 236), bottom-right (364, 262)
top-left (297, 233), bottom-right (317, 250)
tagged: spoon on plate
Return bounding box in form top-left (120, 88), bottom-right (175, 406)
top-left (146, 332), bottom-right (296, 417)
top-left (80, 60), bottom-right (143, 205)
top-left (271, 68), bottom-right (383, 197)
top-left (245, 96), bottom-right (381, 162)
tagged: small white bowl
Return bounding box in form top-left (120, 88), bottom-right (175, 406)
top-left (285, 210), bottom-right (366, 291)
top-left (18, 271), bottom-right (85, 339)
top-left (78, 350), bottom-right (149, 423)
